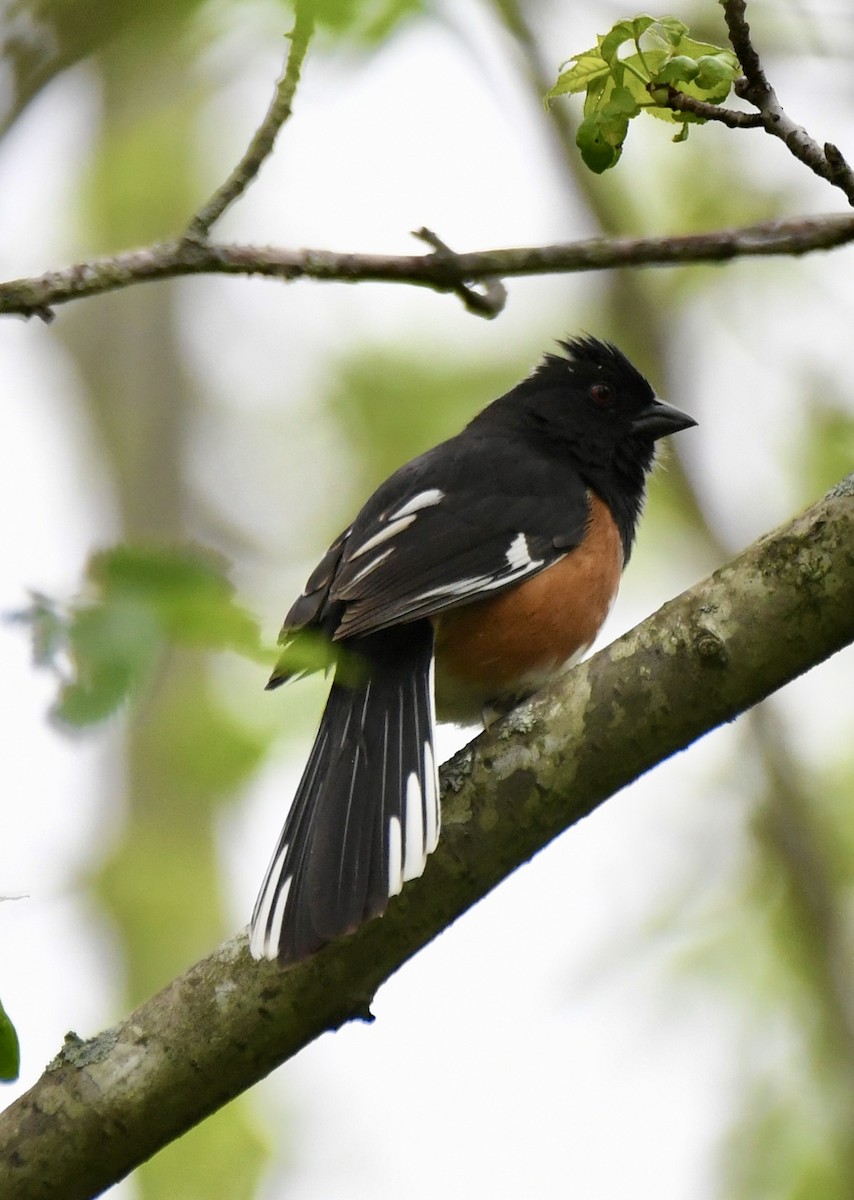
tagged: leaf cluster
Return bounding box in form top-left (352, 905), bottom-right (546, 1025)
top-left (12, 545), bottom-right (266, 728)
top-left (13, 544), bottom-right (369, 728)
top-left (548, 14), bottom-right (740, 172)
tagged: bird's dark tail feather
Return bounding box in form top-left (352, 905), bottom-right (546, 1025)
top-left (249, 622), bottom-right (440, 964)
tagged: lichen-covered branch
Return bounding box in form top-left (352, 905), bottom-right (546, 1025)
top-left (3, 211), bottom-right (854, 322)
top-left (2, 476), bottom-right (853, 1200)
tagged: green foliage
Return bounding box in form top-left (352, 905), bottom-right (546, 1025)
top-left (0, 997), bottom-right (20, 1083)
top-left (15, 541), bottom-right (375, 731)
top-left (86, 98), bottom-right (203, 248)
top-left (3, 0), bottom-right (208, 132)
top-left (137, 1104), bottom-right (269, 1200)
top-left (14, 544), bottom-right (269, 728)
top-left (268, 628), bottom-right (369, 689)
top-left (314, 0), bottom-right (426, 43)
top-left (326, 345), bottom-right (523, 498)
top-left (798, 390), bottom-right (854, 504)
top-left (548, 14), bottom-right (740, 172)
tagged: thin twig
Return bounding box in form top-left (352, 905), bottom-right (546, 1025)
top-left (723, 0), bottom-right (766, 84)
top-left (722, 0), bottom-right (854, 205)
top-left (2, 212), bottom-right (854, 321)
top-left (184, 0), bottom-right (316, 241)
top-left (662, 86), bottom-right (764, 129)
top-left (412, 226), bottom-right (507, 317)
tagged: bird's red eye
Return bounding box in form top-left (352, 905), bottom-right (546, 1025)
top-left (589, 382), bottom-right (615, 407)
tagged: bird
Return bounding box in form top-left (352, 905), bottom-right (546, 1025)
top-left (249, 335), bottom-right (696, 964)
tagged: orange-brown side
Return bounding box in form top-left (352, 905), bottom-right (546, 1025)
top-left (433, 492), bottom-right (623, 719)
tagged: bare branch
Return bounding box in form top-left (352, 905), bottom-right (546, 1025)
top-left (723, 0), bottom-right (854, 204)
top-left (184, 0), bottom-right (316, 241)
top-left (662, 86), bottom-right (764, 129)
top-left (3, 212), bottom-right (854, 321)
top-left (411, 226), bottom-right (507, 317)
top-left (2, 475), bottom-right (853, 1200)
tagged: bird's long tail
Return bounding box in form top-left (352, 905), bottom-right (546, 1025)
top-left (249, 621), bottom-right (440, 964)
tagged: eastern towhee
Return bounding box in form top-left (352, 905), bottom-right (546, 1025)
top-left (250, 336), bottom-right (696, 964)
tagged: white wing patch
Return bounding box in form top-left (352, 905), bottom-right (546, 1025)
top-left (506, 531), bottom-right (533, 570)
top-left (345, 546), bottom-right (395, 586)
top-left (349, 513), bottom-right (417, 559)
top-left (407, 551), bottom-right (546, 609)
top-left (345, 490), bottom-right (445, 583)
top-left (389, 489), bottom-right (444, 520)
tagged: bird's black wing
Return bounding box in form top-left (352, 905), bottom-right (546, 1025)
top-left (286, 433), bottom-right (593, 642)
top-left (252, 435), bottom-right (591, 962)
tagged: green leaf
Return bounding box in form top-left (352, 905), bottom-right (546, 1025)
top-left (88, 545), bottom-right (262, 657)
top-left (604, 85), bottom-right (641, 118)
top-left (655, 55), bottom-right (700, 85)
top-left (655, 15), bottom-right (690, 45)
top-left (694, 53), bottom-right (740, 99)
top-left (657, 40), bottom-right (739, 104)
top-left (548, 12), bottom-right (740, 170)
top-left (582, 71), bottom-right (611, 118)
top-left (267, 628), bottom-right (369, 690)
top-left (0, 998), bottom-right (20, 1082)
top-left (548, 51), bottom-right (609, 98)
top-left (576, 113), bottom-right (624, 173)
top-left (600, 15), bottom-right (662, 63)
top-left (675, 34), bottom-right (739, 62)
top-left (56, 600), bottom-right (161, 726)
top-left (619, 50), bottom-right (667, 104)
top-left (17, 543), bottom-right (269, 730)
top-left (599, 20), bottom-right (639, 66)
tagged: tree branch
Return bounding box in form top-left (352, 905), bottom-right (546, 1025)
top-left (411, 226), bottom-right (508, 317)
top-left (3, 0), bottom-right (852, 328)
top-left (662, 87), bottom-right (764, 129)
top-left (3, 476), bottom-right (853, 1200)
top-left (722, 0), bottom-right (854, 204)
top-left (3, 211), bottom-right (854, 321)
top-left (184, 0), bottom-right (316, 241)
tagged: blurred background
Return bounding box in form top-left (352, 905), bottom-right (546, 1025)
top-left (2, 0), bottom-right (854, 1197)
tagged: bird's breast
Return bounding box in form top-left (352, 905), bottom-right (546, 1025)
top-left (433, 493), bottom-right (624, 724)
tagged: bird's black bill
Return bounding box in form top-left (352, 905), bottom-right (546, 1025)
top-left (631, 399), bottom-right (697, 439)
